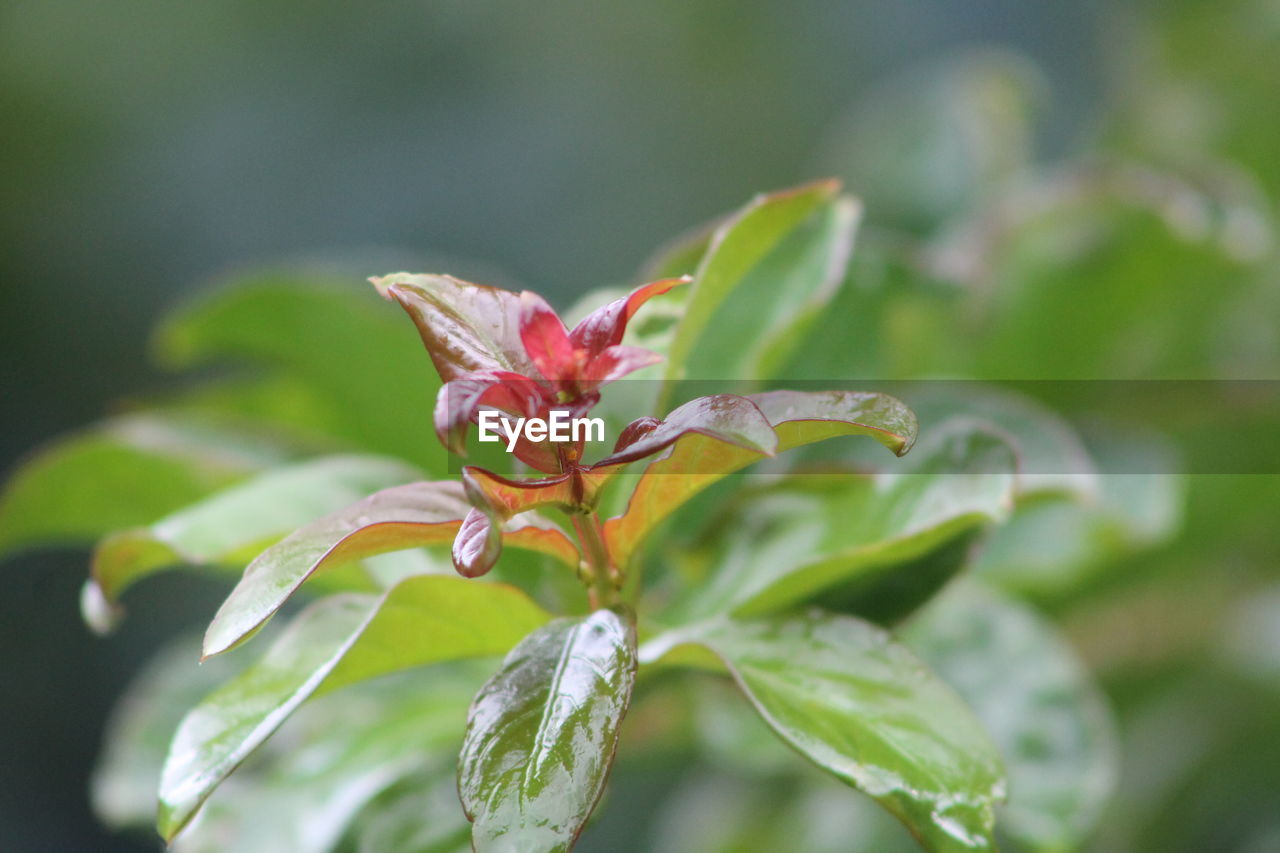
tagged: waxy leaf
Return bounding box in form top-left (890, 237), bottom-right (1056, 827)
top-left (604, 391), bottom-right (918, 569)
top-left (0, 414), bottom-right (294, 558)
top-left (906, 583), bottom-right (1118, 850)
top-left (458, 608), bottom-right (638, 852)
top-left (203, 481), bottom-right (577, 658)
top-left (661, 179), bottom-right (842, 393)
top-left (160, 575), bottom-right (551, 841)
top-left (566, 276), bottom-right (689, 357)
top-left (676, 419), bottom-right (1014, 620)
top-left (90, 455), bottom-right (420, 609)
top-left (372, 273), bottom-right (536, 381)
top-left (642, 612), bottom-right (1006, 852)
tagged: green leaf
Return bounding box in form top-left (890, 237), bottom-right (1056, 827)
top-left (90, 454), bottom-right (421, 608)
top-left (672, 418), bottom-right (1012, 621)
top-left (0, 414), bottom-right (295, 558)
top-left (681, 195), bottom-right (860, 383)
top-left (941, 163), bottom-right (1265, 380)
top-left (974, 431), bottom-right (1182, 598)
top-left (159, 575), bottom-right (551, 841)
top-left (173, 671), bottom-right (480, 853)
top-left (642, 611), bottom-right (1006, 852)
top-left (91, 638), bottom-right (244, 830)
top-left (202, 480), bottom-right (578, 658)
top-left (906, 583), bottom-right (1118, 850)
top-left (346, 771), bottom-right (473, 853)
top-left (155, 272), bottom-right (447, 471)
top-left (458, 608), bottom-right (638, 852)
top-left (660, 180), bottom-right (842, 396)
top-left (604, 390), bottom-right (917, 569)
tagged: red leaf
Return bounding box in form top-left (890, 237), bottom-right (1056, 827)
top-left (433, 371), bottom-right (548, 456)
top-left (519, 291), bottom-right (577, 382)
top-left (581, 345), bottom-right (663, 388)
top-left (568, 277), bottom-right (689, 356)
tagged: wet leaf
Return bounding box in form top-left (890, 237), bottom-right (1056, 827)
top-left (371, 273), bottom-right (535, 381)
top-left (160, 576), bottom-right (550, 841)
top-left (90, 455), bottom-right (420, 608)
top-left (906, 583), bottom-right (1118, 851)
top-left (641, 611), bottom-right (1006, 852)
top-left (458, 608), bottom-right (638, 852)
top-left (173, 674), bottom-right (479, 853)
top-left (604, 391), bottom-right (917, 569)
top-left (202, 481), bottom-right (577, 658)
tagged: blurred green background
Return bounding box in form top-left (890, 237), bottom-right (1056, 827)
top-left (3, 1), bottom-right (1279, 851)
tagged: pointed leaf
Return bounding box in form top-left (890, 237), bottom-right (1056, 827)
top-left (203, 481), bottom-right (577, 657)
top-left (642, 612), bottom-right (1005, 852)
top-left (372, 273), bottom-right (536, 381)
top-left (568, 277), bottom-right (689, 357)
top-left (160, 575), bottom-right (551, 841)
top-left (661, 180), bottom-right (841, 393)
top-left (90, 455), bottom-right (420, 607)
top-left (458, 608), bottom-right (638, 852)
top-left (906, 583), bottom-right (1118, 850)
top-left (603, 391), bottom-right (917, 569)
top-left (519, 291), bottom-right (575, 381)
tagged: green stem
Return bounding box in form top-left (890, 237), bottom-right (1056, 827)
top-left (571, 511), bottom-right (616, 609)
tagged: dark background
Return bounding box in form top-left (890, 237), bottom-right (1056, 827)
top-left (0, 1), bottom-right (1210, 849)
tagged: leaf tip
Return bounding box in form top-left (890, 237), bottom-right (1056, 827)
top-left (80, 579), bottom-right (122, 635)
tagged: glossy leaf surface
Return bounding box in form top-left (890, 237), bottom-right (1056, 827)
top-left (203, 480), bottom-right (577, 657)
top-left (458, 608), bottom-right (637, 852)
top-left (91, 454), bottom-right (419, 606)
top-left (172, 668), bottom-right (484, 853)
top-left (371, 273), bottom-right (536, 381)
top-left (161, 576), bottom-right (551, 840)
top-left (643, 611), bottom-right (1005, 852)
top-left (906, 583), bottom-right (1118, 850)
top-left (604, 391), bottom-right (918, 569)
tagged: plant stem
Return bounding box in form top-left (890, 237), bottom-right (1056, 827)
top-left (571, 511), bottom-right (616, 609)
